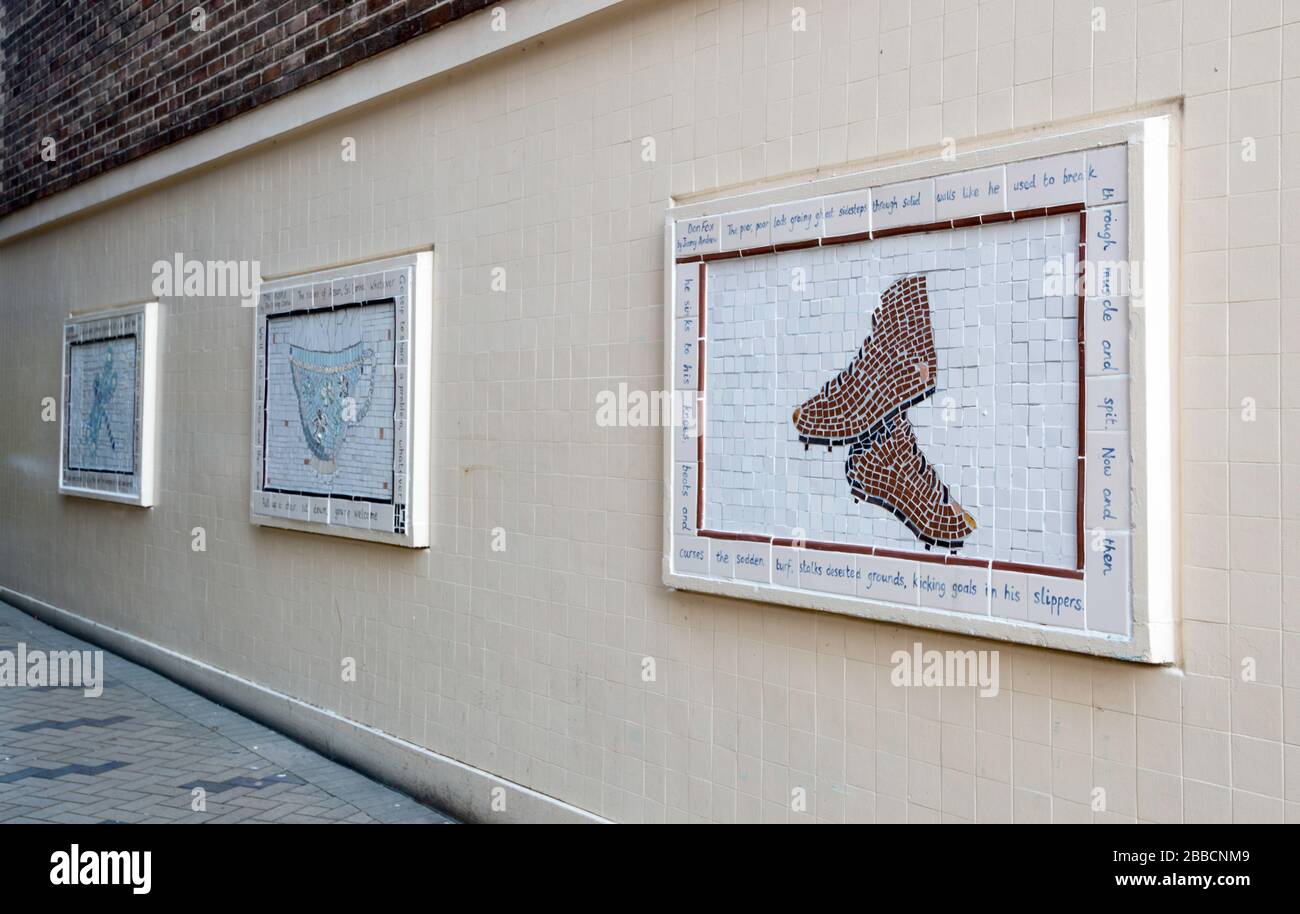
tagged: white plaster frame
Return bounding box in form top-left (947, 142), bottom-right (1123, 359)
top-left (59, 301), bottom-right (160, 507)
top-left (250, 251), bottom-right (432, 548)
top-left (662, 111), bottom-right (1180, 663)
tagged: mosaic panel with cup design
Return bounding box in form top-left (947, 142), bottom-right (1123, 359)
top-left (250, 252), bottom-right (430, 547)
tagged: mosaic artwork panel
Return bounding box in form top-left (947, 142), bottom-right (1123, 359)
top-left (703, 214), bottom-right (1081, 570)
top-left (66, 336), bottom-right (138, 474)
top-left (263, 301), bottom-right (396, 501)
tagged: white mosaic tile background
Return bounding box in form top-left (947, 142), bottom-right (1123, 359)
top-left (264, 303), bottom-right (396, 501)
top-left (705, 216), bottom-right (1080, 569)
top-left (66, 337), bottom-right (138, 474)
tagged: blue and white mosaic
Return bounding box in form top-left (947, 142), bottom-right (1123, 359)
top-left (61, 304), bottom-right (155, 505)
top-left (264, 303), bottom-right (396, 501)
top-left (67, 336), bottom-right (137, 474)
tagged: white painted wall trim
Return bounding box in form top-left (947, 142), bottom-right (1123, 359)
top-left (0, 0), bottom-right (628, 246)
top-left (0, 586), bottom-right (607, 824)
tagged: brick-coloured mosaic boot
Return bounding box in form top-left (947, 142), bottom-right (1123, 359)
top-left (844, 413), bottom-right (976, 551)
top-left (792, 275), bottom-right (939, 450)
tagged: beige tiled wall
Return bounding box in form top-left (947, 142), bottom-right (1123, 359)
top-left (1, 0), bottom-right (1297, 822)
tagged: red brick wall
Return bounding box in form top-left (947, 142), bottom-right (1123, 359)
top-left (0, 0), bottom-right (494, 217)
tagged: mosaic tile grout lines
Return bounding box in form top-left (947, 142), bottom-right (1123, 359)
top-left (671, 141), bottom-right (1137, 642)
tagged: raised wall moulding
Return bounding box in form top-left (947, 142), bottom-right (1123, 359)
top-left (664, 116), bottom-right (1177, 663)
top-left (250, 251), bottom-right (433, 547)
top-left (59, 301), bottom-right (160, 507)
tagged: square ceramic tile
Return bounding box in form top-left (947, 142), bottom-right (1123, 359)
top-left (858, 554), bottom-right (922, 606)
top-left (1086, 531), bottom-right (1131, 635)
top-left (1087, 145), bottom-right (1128, 206)
top-left (871, 179), bottom-right (937, 230)
top-left (821, 190), bottom-right (873, 237)
top-left (673, 462), bottom-right (698, 534)
top-left (768, 200), bottom-right (826, 244)
top-left (799, 551), bottom-right (862, 596)
top-left (1006, 153), bottom-right (1088, 209)
top-left (1025, 574), bottom-right (1087, 629)
top-left (675, 264), bottom-right (701, 317)
top-left (732, 541), bottom-right (773, 583)
top-left (675, 217), bottom-right (721, 257)
top-left (1085, 432), bottom-right (1131, 530)
top-left (673, 535), bottom-right (710, 574)
top-left (934, 167), bottom-right (1007, 220)
top-left (720, 208), bottom-right (773, 251)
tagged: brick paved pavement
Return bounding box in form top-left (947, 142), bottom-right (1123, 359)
top-left (0, 600), bottom-right (454, 824)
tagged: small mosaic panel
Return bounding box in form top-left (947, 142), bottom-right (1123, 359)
top-left (60, 303), bottom-right (157, 505)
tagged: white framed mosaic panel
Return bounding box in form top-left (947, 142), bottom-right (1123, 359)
top-left (250, 251), bottom-right (432, 547)
top-left (59, 301), bottom-right (160, 506)
top-left (663, 114), bottom-right (1179, 663)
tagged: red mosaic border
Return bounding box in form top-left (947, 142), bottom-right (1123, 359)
top-left (688, 204), bottom-right (1088, 582)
